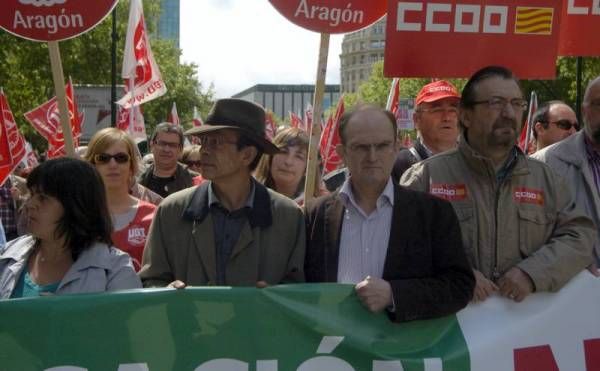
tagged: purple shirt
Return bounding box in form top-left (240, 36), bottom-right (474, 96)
top-left (584, 134), bottom-right (600, 194)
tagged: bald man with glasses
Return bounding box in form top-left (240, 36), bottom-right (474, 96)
top-left (402, 66), bottom-right (595, 304)
top-left (532, 101), bottom-right (579, 152)
top-left (533, 76), bottom-right (600, 267)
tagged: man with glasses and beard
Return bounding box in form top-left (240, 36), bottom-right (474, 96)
top-left (401, 66), bottom-right (595, 303)
top-left (533, 77), bottom-right (600, 268)
top-left (138, 123), bottom-right (198, 198)
top-left (532, 100), bottom-right (579, 152)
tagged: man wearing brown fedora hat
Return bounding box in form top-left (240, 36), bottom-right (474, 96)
top-left (139, 98), bottom-right (305, 288)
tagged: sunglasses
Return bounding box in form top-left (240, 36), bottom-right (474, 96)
top-left (549, 120), bottom-right (579, 131)
top-left (184, 160), bottom-right (202, 167)
top-left (94, 152), bottom-right (130, 164)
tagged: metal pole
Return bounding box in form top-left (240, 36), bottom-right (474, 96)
top-left (576, 57), bottom-right (583, 125)
top-left (111, 7), bottom-right (117, 127)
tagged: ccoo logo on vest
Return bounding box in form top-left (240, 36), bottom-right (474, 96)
top-left (384, 0), bottom-right (561, 79)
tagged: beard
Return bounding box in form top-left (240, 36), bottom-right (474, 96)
top-left (489, 117), bottom-right (519, 147)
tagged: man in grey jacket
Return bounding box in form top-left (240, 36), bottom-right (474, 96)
top-left (533, 76), bottom-right (600, 266)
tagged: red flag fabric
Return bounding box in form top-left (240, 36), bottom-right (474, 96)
top-left (0, 90), bottom-right (27, 185)
top-left (319, 96), bottom-right (345, 174)
top-left (386, 78), bottom-right (400, 113)
top-left (518, 91), bottom-right (538, 154)
top-left (167, 102), bottom-right (180, 126)
top-left (265, 111), bottom-right (277, 140)
top-left (192, 106), bottom-right (203, 127)
top-left (289, 112), bottom-right (303, 130)
top-left (24, 81), bottom-right (83, 158)
top-left (117, 105), bottom-right (147, 143)
top-left (117, 0), bottom-right (166, 108)
top-left (66, 78), bottom-right (83, 143)
top-left (303, 104), bottom-right (313, 133)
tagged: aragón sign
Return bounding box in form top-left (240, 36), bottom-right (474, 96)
top-left (269, 0), bottom-right (386, 33)
top-left (0, 0), bottom-right (118, 42)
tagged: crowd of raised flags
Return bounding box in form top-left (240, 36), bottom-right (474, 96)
top-left (0, 0), bottom-right (431, 187)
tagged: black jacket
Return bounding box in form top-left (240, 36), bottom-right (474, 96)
top-left (304, 183), bottom-right (474, 322)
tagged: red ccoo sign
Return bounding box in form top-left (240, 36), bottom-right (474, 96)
top-left (269, 0), bottom-right (386, 33)
top-left (0, 0), bottom-right (118, 42)
top-left (384, 0), bottom-right (562, 79)
top-left (558, 0), bottom-right (600, 56)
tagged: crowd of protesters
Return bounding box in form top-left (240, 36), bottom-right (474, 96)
top-left (0, 65), bottom-right (598, 323)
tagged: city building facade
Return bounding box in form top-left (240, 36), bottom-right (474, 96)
top-left (339, 17), bottom-right (386, 93)
top-left (232, 84), bottom-right (341, 121)
top-left (157, 0), bottom-right (180, 48)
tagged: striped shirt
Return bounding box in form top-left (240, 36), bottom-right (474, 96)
top-left (337, 177), bottom-right (394, 284)
top-left (584, 134), bottom-right (600, 194)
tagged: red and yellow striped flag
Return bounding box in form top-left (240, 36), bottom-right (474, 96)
top-left (515, 7), bottom-right (553, 35)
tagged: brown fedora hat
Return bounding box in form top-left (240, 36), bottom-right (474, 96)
top-left (184, 98), bottom-right (280, 154)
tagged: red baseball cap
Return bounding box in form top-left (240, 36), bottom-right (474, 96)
top-left (415, 80), bottom-right (460, 105)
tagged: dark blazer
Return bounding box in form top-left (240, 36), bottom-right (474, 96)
top-left (392, 139), bottom-right (430, 182)
top-left (304, 183), bottom-right (474, 322)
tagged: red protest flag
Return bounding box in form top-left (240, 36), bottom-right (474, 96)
top-left (167, 102), bottom-right (180, 126)
top-left (66, 77), bottom-right (84, 146)
top-left (386, 78), bottom-right (400, 113)
top-left (319, 95), bottom-right (345, 174)
top-left (117, 0), bottom-right (167, 108)
top-left (518, 92), bottom-right (538, 154)
top-left (289, 111), bottom-right (303, 130)
top-left (24, 81), bottom-right (82, 158)
top-left (265, 110), bottom-right (277, 140)
top-left (303, 104), bottom-right (313, 133)
top-left (117, 105), bottom-right (147, 143)
top-left (192, 106), bottom-right (204, 127)
top-left (0, 89), bottom-right (27, 185)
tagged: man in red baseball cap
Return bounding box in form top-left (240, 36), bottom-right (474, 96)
top-left (392, 80), bottom-right (460, 180)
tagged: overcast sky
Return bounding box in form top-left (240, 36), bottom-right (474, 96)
top-left (179, 0), bottom-right (344, 99)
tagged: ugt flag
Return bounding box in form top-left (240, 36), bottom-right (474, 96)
top-left (117, 0), bottom-right (167, 108)
top-left (24, 80), bottom-right (83, 158)
top-left (0, 89), bottom-right (26, 185)
top-left (117, 104), bottom-right (147, 143)
top-left (320, 95), bottom-right (345, 174)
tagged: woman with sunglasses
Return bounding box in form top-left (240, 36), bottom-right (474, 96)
top-left (0, 158), bottom-right (141, 298)
top-left (85, 128), bottom-right (156, 271)
top-left (255, 127), bottom-right (326, 205)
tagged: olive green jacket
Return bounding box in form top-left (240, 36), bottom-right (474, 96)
top-left (139, 180), bottom-right (305, 287)
top-left (400, 137), bottom-right (595, 292)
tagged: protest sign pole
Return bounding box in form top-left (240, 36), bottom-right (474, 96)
top-left (47, 41), bottom-right (76, 157)
top-left (304, 32), bottom-right (329, 203)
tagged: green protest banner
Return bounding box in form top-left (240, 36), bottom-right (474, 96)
top-left (0, 284), bottom-right (469, 371)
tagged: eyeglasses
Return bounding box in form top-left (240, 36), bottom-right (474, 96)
top-left (94, 152), bottom-right (130, 164)
top-left (549, 120), bottom-right (579, 131)
top-left (348, 141), bottom-right (394, 154)
top-left (153, 140), bottom-right (181, 150)
top-left (470, 97), bottom-right (528, 112)
top-left (184, 160), bottom-right (202, 167)
top-left (199, 136), bottom-right (238, 148)
top-left (417, 106), bottom-right (459, 116)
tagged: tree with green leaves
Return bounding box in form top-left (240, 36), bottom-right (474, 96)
top-left (0, 0), bottom-right (214, 152)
